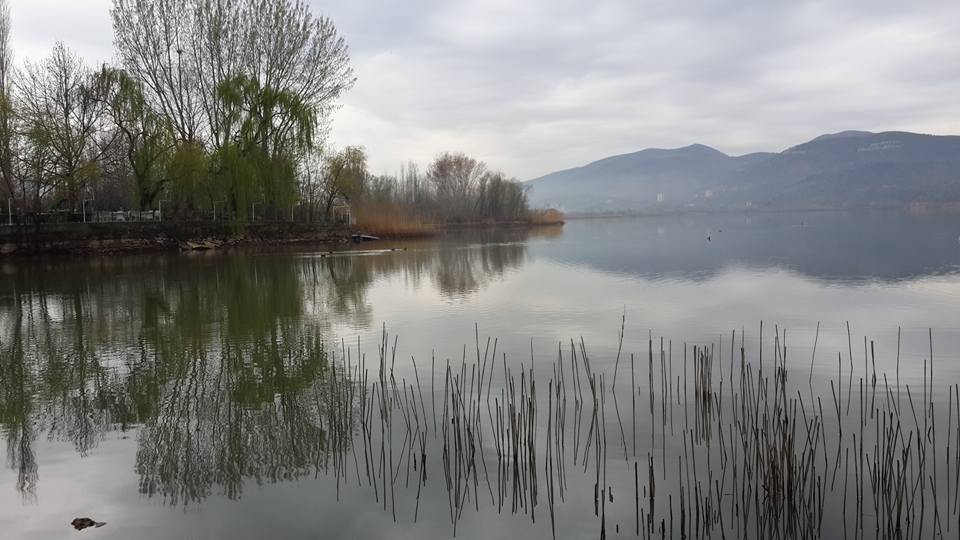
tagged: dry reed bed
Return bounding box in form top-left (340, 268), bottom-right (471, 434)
top-left (354, 203), bottom-right (437, 238)
top-left (354, 205), bottom-right (565, 239)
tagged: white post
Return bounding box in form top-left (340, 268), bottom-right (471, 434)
top-left (82, 199), bottom-right (87, 223)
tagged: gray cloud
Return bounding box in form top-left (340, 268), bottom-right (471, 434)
top-left (11, 0), bottom-right (114, 63)
top-left (9, 0), bottom-right (960, 178)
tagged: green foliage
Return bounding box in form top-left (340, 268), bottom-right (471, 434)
top-left (211, 75), bottom-right (318, 223)
top-left (15, 42), bottom-right (110, 211)
top-left (11, 0), bottom-right (355, 218)
top-left (217, 75), bottom-right (317, 155)
top-left (211, 142), bottom-right (259, 221)
top-left (167, 141), bottom-right (209, 213)
top-left (95, 67), bottom-right (174, 209)
top-left (0, 90), bottom-right (13, 204)
top-left (74, 160), bottom-right (103, 195)
top-left (321, 146), bottom-right (367, 216)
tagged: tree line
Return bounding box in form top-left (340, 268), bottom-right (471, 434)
top-left (0, 0), bottom-right (548, 228)
top-left (0, 0), bottom-right (354, 224)
top-left (354, 151), bottom-right (533, 224)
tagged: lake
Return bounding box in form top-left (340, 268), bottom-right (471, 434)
top-left (2, 210), bottom-right (960, 539)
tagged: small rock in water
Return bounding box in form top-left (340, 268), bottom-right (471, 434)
top-left (71, 518), bottom-right (107, 531)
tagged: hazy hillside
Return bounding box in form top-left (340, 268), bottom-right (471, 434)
top-left (526, 131), bottom-right (960, 213)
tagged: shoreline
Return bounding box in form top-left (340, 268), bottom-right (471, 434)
top-left (0, 219), bottom-right (566, 258)
top-left (0, 222), bottom-right (352, 258)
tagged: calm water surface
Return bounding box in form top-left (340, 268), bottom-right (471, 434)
top-left (2, 211), bottom-right (960, 539)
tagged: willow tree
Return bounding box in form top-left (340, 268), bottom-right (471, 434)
top-left (212, 75), bottom-right (316, 221)
top-left (93, 67), bottom-right (175, 209)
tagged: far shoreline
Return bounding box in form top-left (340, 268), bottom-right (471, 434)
top-left (560, 202), bottom-right (960, 220)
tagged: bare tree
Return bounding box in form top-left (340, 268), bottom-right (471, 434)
top-left (428, 152), bottom-right (488, 220)
top-left (319, 146), bottom-right (366, 221)
top-left (112, 0), bottom-right (355, 151)
top-left (189, 0), bottom-right (243, 147)
top-left (111, 0), bottom-right (201, 143)
top-left (198, 0), bottom-right (355, 151)
top-left (361, 154), bottom-right (532, 223)
top-left (0, 0), bottom-right (13, 207)
top-left (15, 43), bottom-right (113, 212)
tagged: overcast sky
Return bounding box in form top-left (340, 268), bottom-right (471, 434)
top-left (9, 0), bottom-right (960, 179)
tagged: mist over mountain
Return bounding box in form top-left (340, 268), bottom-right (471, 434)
top-left (526, 131), bottom-right (960, 213)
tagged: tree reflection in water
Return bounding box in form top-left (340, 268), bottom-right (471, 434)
top-left (135, 331), bottom-right (335, 505)
top-left (0, 231), bottom-right (531, 504)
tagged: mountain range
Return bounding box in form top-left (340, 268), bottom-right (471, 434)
top-left (525, 131), bottom-right (960, 213)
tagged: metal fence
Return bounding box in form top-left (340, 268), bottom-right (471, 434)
top-left (94, 210), bottom-right (162, 223)
top-left (0, 210), bottom-right (161, 224)
top-left (1, 205), bottom-right (353, 226)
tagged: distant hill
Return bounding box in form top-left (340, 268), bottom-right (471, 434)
top-left (526, 131), bottom-right (960, 213)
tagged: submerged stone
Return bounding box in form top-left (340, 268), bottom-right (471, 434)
top-left (70, 518), bottom-right (106, 531)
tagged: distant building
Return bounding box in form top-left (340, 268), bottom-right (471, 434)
top-left (657, 193), bottom-right (664, 203)
top-left (330, 195), bottom-right (355, 225)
